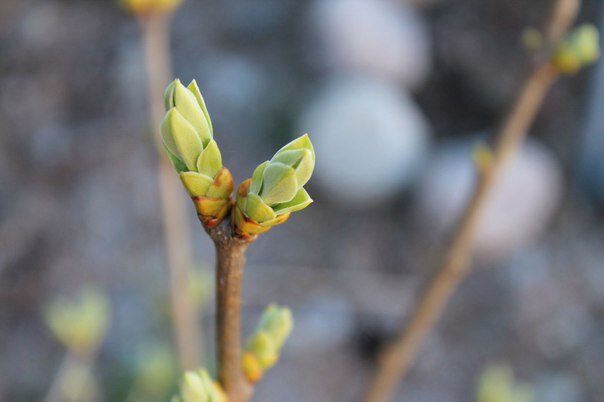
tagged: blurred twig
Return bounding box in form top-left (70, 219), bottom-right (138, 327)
top-left (363, 1), bottom-right (580, 401)
top-left (139, 12), bottom-right (202, 370)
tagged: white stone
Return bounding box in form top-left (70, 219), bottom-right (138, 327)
top-left (412, 138), bottom-right (564, 260)
top-left (310, 0), bottom-right (431, 88)
top-left (299, 76), bottom-right (431, 206)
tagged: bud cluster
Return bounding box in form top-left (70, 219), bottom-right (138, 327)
top-left (162, 79), bottom-right (234, 227)
top-left (233, 135), bottom-right (314, 237)
top-left (242, 305), bottom-right (293, 382)
top-left (161, 79), bottom-right (315, 235)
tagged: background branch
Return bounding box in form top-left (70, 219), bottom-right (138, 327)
top-left (139, 13), bottom-right (202, 371)
top-left (363, 1), bottom-right (580, 401)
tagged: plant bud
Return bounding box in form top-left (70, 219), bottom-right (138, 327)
top-left (242, 305), bottom-right (293, 383)
top-left (178, 369), bottom-right (226, 402)
top-left (477, 363), bottom-right (534, 402)
top-left (552, 24), bottom-right (600, 75)
top-left (162, 79), bottom-right (233, 227)
top-left (256, 304), bottom-right (294, 348)
top-left (44, 288), bottom-right (111, 356)
top-left (119, 0), bottom-right (182, 15)
top-left (233, 135), bottom-right (315, 237)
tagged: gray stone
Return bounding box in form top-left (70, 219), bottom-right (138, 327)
top-left (299, 76), bottom-right (431, 207)
top-left (412, 138), bottom-right (563, 260)
top-left (310, 0), bottom-right (431, 88)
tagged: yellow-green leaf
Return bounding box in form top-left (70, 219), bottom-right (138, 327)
top-left (196, 139), bottom-right (222, 178)
top-left (260, 162), bottom-right (298, 205)
top-left (173, 81), bottom-right (212, 146)
top-left (187, 80), bottom-right (213, 135)
top-left (244, 193), bottom-right (276, 223)
top-left (275, 134), bottom-right (315, 161)
top-left (180, 172), bottom-right (213, 197)
top-left (273, 188), bottom-right (313, 215)
top-left (161, 108), bottom-right (203, 171)
top-left (250, 161), bottom-right (269, 194)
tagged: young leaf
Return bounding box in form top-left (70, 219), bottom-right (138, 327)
top-left (180, 172), bottom-right (213, 197)
top-left (273, 188), bottom-right (313, 215)
top-left (259, 163), bottom-right (298, 205)
top-left (187, 80), bottom-right (213, 135)
top-left (161, 108), bottom-right (203, 171)
top-left (250, 161), bottom-right (269, 194)
top-left (196, 139), bottom-right (222, 178)
top-left (173, 81), bottom-right (212, 146)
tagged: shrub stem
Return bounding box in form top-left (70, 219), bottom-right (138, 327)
top-left (363, 1), bottom-right (579, 401)
top-left (140, 13), bottom-right (202, 370)
top-left (207, 220), bottom-right (254, 402)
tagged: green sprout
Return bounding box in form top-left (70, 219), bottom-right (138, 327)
top-left (233, 135), bottom-right (315, 237)
top-left (242, 305), bottom-right (293, 382)
top-left (162, 79), bottom-right (234, 227)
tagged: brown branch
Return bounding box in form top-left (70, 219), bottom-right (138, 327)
top-left (363, 1), bottom-right (580, 401)
top-left (139, 13), bottom-right (202, 371)
top-left (207, 220), bottom-right (255, 402)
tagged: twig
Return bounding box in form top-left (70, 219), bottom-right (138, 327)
top-left (139, 13), bottom-right (202, 370)
top-left (363, 1), bottom-right (579, 401)
top-left (206, 220), bottom-right (255, 402)
top-left (205, 218), bottom-right (255, 402)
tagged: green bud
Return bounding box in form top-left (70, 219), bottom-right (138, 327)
top-left (552, 24), bottom-right (600, 74)
top-left (162, 108), bottom-right (203, 171)
top-left (245, 331), bottom-right (278, 368)
top-left (477, 364), bottom-right (534, 402)
top-left (242, 305), bottom-right (293, 382)
top-left (162, 79), bottom-right (233, 228)
top-left (44, 287), bottom-right (111, 355)
top-left (255, 304), bottom-right (293, 348)
top-left (133, 342), bottom-right (176, 397)
top-left (233, 134), bottom-right (315, 237)
top-left (162, 79), bottom-right (215, 171)
top-left (179, 369), bottom-right (225, 402)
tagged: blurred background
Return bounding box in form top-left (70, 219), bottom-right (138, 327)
top-left (1, 0), bottom-right (604, 401)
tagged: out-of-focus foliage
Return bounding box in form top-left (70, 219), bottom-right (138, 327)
top-left (476, 363), bottom-right (534, 402)
top-left (242, 305), bottom-right (293, 382)
top-left (552, 23), bottom-right (600, 74)
top-left (44, 288), bottom-right (111, 355)
top-left (171, 369), bottom-right (226, 402)
top-left (127, 342), bottom-right (176, 401)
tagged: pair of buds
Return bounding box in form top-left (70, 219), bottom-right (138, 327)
top-left (161, 79), bottom-right (315, 238)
